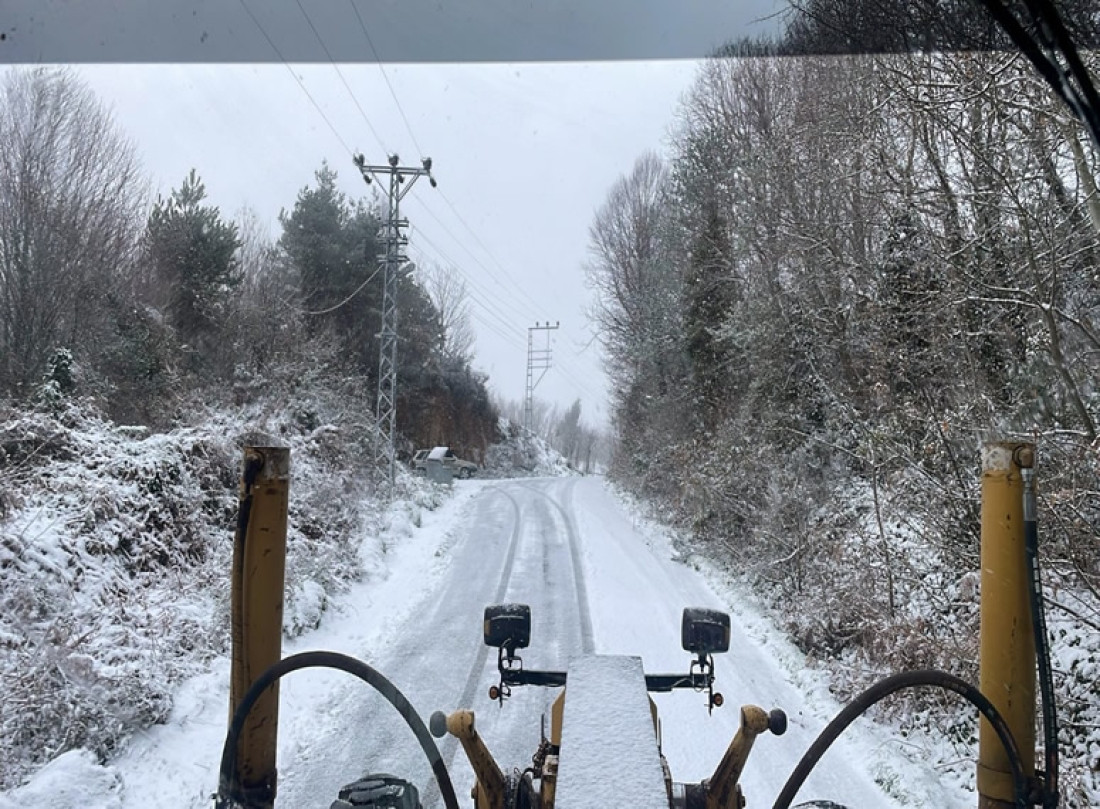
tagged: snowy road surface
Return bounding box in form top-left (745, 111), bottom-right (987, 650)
top-left (5, 477), bottom-right (966, 808)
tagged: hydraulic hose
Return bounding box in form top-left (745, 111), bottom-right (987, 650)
top-left (771, 669), bottom-right (1029, 809)
top-left (1022, 466), bottom-right (1060, 807)
top-left (215, 650), bottom-right (460, 809)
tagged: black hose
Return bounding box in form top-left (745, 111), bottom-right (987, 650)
top-left (1023, 0), bottom-right (1100, 146)
top-left (1023, 469), bottom-right (1060, 808)
top-left (214, 651), bottom-right (460, 809)
top-left (976, 0), bottom-right (1100, 150)
top-left (771, 669), bottom-right (1029, 809)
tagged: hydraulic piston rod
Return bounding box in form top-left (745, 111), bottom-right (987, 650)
top-left (978, 442), bottom-right (1036, 809)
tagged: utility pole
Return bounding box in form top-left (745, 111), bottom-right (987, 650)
top-left (524, 321), bottom-right (559, 434)
top-left (354, 153), bottom-right (436, 491)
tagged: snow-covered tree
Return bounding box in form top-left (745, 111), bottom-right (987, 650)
top-left (0, 68), bottom-right (144, 397)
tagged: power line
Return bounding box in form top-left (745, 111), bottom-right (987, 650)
top-left (404, 195), bottom-right (548, 323)
top-left (470, 309), bottom-right (523, 346)
top-left (554, 361), bottom-right (606, 403)
top-left (412, 228), bottom-right (604, 403)
top-left (342, 3), bottom-right (549, 322)
top-left (408, 228), bottom-right (529, 338)
top-left (415, 235), bottom-right (604, 405)
top-left (435, 187), bottom-right (552, 316)
top-left (292, 0), bottom-right (388, 155)
top-left (300, 267), bottom-right (381, 316)
top-left (414, 258), bottom-right (526, 344)
top-left (264, 4), bottom-right (532, 386)
top-left (237, 0), bottom-right (353, 157)
top-left (235, 6), bottom-right (603, 409)
top-left (348, 0), bottom-right (425, 157)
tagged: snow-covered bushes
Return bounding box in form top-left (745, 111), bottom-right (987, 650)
top-left (618, 426), bottom-right (1100, 803)
top-left (480, 417), bottom-right (576, 477)
top-left (0, 377), bottom-right (428, 790)
top-left (0, 399), bottom-right (234, 788)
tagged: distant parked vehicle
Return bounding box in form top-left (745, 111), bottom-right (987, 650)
top-left (411, 449), bottom-right (431, 472)
top-left (410, 447), bottom-right (478, 479)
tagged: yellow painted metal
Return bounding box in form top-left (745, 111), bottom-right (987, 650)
top-left (706, 704), bottom-right (770, 809)
top-left (441, 710), bottom-right (507, 809)
top-left (977, 442), bottom-right (1035, 809)
top-left (550, 691), bottom-right (565, 746)
top-left (229, 447), bottom-right (290, 809)
top-left (538, 691), bottom-right (566, 809)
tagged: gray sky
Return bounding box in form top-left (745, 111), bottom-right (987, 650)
top-left (77, 61), bottom-right (710, 426)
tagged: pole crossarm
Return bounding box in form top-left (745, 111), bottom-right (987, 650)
top-left (524, 321), bottom-right (559, 433)
top-left (353, 153), bottom-right (437, 492)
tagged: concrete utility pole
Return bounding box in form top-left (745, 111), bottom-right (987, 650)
top-left (524, 321), bottom-right (559, 433)
top-left (353, 153), bottom-right (436, 491)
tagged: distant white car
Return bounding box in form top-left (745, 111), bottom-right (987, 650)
top-left (410, 447), bottom-right (478, 478)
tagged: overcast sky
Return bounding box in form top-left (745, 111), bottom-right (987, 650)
top-left (72, 61), bottom-right (716, 427)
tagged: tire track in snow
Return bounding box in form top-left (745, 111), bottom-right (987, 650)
top-left (422, 486), bottom-right (523, 807)
top-left (517, 478), bottom-right (594, 655)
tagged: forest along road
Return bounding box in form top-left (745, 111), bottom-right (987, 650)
top-left (61, 477), bottom-right (966, 809)
top-left (275, 477), bottom-right (958, 809)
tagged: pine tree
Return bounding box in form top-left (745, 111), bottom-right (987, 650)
top-left (145, 169), bottom-right (241, 353)
top-left (279, 163), bottom-right (384, 371)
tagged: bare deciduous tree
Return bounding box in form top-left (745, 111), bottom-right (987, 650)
top-left (0, 67), bottom-right (145, 396)
top-left (420, 261), bottom-right (476, 363)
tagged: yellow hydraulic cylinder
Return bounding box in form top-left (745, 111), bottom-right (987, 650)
top-left (706, 705), bottom-right (775, 809)
top-left (437, 710), bottom-right (507, 809)
top-left (229, 447), bottom-right (290, 809)
top-left (977, 442), bottom-right (1035, 809)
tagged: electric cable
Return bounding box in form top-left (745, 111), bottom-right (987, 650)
top-left (241, 2), bottom-right (610, 410)
top-left (347, 0), bottom-right (424, 158)
top-left (300, 266), bottom-right (381, 316)
top-left (409, 229), bottom-right (530, 337)
top-left (236, 0), bottom-right (354, 157)
top-left (1022, 465), bottom-right (1060, 808)
top-left (435, 189), bottom-right (556, 316)
top-left (216, 650), bottom-right (460, 809)
top-left (343, 6), bottom-right (552, 323)
top-left (292, 0), bottom-right (389, 155)
top-left (405, 196), bottom-right (550, 323)
top-left (409, 227), bottom-right (606, 409)
top-left (771, 669), bottom-right (1029, 809)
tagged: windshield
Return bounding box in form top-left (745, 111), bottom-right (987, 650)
top-left (1, 1), bottom-right (1098, 806)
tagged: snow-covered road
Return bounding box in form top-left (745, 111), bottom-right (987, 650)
top-left (4, 477), bottom-right (968, 808)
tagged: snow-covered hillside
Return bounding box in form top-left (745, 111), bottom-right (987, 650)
top-left (480, 417), bottom-right (578, 478)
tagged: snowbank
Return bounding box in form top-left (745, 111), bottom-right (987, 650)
top-left (479, 417), bottom-right (578, 478)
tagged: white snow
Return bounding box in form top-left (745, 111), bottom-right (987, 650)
top-left (555, 656), bottom-right (668, 809)
top-left (0, 751), bottom-right (123, 809)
